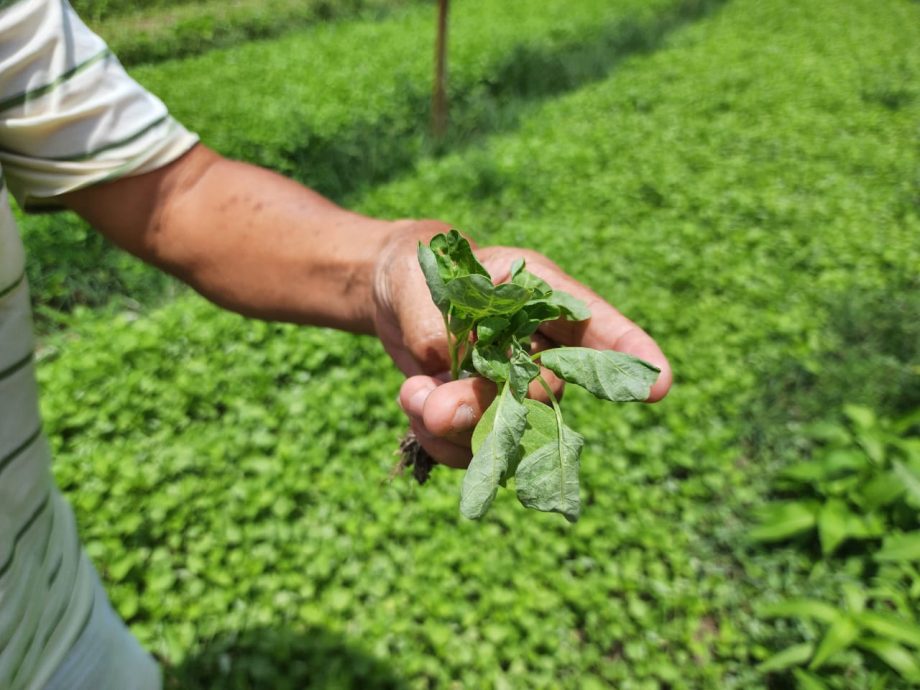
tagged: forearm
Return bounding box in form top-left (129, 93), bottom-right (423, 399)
top-left (63, 145), bottom-right (401, 333)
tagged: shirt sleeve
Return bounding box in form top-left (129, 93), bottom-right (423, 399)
top-left (0, 0), bottom-right (199, 210)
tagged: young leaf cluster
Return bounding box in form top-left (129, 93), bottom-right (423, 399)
top-left (418, 230), bottom-right (660, 522)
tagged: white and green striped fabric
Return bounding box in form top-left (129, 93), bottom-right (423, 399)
top-left (0, 1), bottom-right (197, 687)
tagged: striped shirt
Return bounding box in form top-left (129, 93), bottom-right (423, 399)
top-left (0, 1), bottom-right (197, 687)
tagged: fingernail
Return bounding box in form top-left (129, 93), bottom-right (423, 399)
top-left (407, 384), bottom-right (435, 417)
top-left (450, 403), bottom-right (475, 432)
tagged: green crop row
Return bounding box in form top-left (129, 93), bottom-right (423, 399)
top-left (91, 0), bottom-right (422, 67)
top-left (33, 0), bottom-right (920, 687)
top-left (71, 0), bottom-right (200, 22)
top-left (19, 0), bottom-right (710, 326)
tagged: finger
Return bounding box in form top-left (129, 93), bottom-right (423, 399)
top-left (415, 376), bottom-right (497, 441)
top-left (409, 419), bottom-right (472, 468)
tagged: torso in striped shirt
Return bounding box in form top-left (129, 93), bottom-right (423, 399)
top-left (0, 0), bottom-right (198, 686)
top-left (0, 178), bottom-right (100, 689)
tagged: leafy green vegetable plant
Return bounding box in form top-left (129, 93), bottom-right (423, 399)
top-left (417, 230), bottom-right (660, 522)
top-left (752, 405), bottom-right (920, 687)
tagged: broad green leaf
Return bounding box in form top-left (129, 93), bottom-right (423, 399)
top-left (859, 471), bottom-right (905, 511)
top-left (515, 406), bottom-right (584, 523)
top-left (844, 404), bottom-right (877, 431)
top-left (460, 384), bottom-right (527, 520)
top-left (476, 316), bottom-right (510, 344)
top-left (508, 345), bottom-right (540, 402)
top-left (856, 638), bottom-right (920, 682)
top-left (448, 309), bottom-right (475, 336)
top-left (472, 342), bottom-right (510, 382)
top-left (539, 347), bottom-right (660, 402)
top-left (779, 450), bottom-right (868, 488)
top-left (893, 461), bottom-right (920, 508)
top-left (841, 582), bottom-right (865, 615)
top-left (757, 642), bottom-right (814, 672)
top-left (417, 243), bottom-right (450, 314)
top-left (793, 669), bottom-right (829, 690)
top-left (875, 532), bottom-right (920, 562)
top-left (749, 501), bottom-right (818, 543)
top-left (809, 615), bottom-right (859, 670)
top-left (818, 498), bottom-right (852, 556)
top-left (445, 275), bottom-right (532, 316)
top-left (857, 611), bottom-right (920, 648)
top-left (758, 599), bottom-right (842, 624)
top-left (511, 268), bottom-right (552, 297)
top-left (429, 229), bottom-right (489, 280)
top-left (546, 289), bottom-right (591, 321)
top-left (473, 398), bottom-right (557, 469)
top-left (511, 302), bottom-right (561, 338)
top-left (509, 258), bottom-right (526, 280)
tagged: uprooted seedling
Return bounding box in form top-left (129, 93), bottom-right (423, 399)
top-left (406, 229), bottom-right (660, 522)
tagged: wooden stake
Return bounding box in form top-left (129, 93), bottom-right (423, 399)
top-left (432, 0), bottom-right (450, 140)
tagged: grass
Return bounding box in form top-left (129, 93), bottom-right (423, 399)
top-left (88, 0), bottom-right (422, 66)
top-left (20, 0), bottom-right (705, 326)
top-left (28, 0), bottom-right (920, 687)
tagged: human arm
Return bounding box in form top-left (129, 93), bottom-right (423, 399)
top-left (60, 144), bottom-right (672, 465)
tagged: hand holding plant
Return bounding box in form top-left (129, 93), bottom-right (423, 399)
top-left (374, 226), bottom-right (671, 521)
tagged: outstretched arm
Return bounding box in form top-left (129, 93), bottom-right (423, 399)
top-left (61, 143), bottom-right (672, 465)
top-left (61, 143), bottom-right (400, 333)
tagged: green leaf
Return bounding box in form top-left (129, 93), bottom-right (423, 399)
top-left (856, 637), bottom-right (920, 682)
top-left (429, 229), bottom-right (489, 280)
top-left (546, 289), bottom-right (591, 321)
top-left (445, 275), bottom-right (533, 317)
top-left (859, 471), bottom-right (905, 511)
top-left (515, 401), bottom-right (584, 523)
top-left (511, 302), bottom-right (561, 338)
top-left (818, 498), bottom-right (852, 556)
top-left (757, 642), bottom-right (815, 672)
top-left (779, 450), bottom-right (868, 487)
top-left (749, 502), bottom-right (818, 543)
top-left (460, 383), bottom-right (527, 520)
top-left (893, 461), bottom-right (920, 508)
top-left (417, 242), bottom-right (450, 314)
top-left (472, 342), bottom-right (510, 382)
top-left (476, 316), bottom-right (510, 345)
top-left (792, 669), bottom-right (829, 690)
top-left (539, 347), bottom-right (660, 402)
top-left (509, 258), bottom-right (526, 280)
top-left (448, 309), bottom-right (475, 336)
top-left (758, 599), bottom-right (842, 624)
top-left (473, 398), bottom-right (557, 463)
top-left (875, 532), bottom-right (920, 562)
top-left (857, 611), bottom-right (920, 648)
top-left (809, 615), bottom-right (860, 670)
top-left (508, 344), bottom-right (540, 402)
top-left (844, 404), bottom-right (877, 431)
top-left (511, 268), bottom-right (552, 297)
top-left (757, 642), bottom-right (815, 673)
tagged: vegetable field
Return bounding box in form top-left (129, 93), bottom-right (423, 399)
top-left (23, 0), bottom-right (920, 688)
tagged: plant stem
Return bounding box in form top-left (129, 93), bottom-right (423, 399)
top-left (537, 375), bottom-right (563, 417)
top-left (444, 313), bottom-right (460, 381)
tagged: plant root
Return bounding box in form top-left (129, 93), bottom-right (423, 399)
top-left (391, 430), bottom-right (437, 485)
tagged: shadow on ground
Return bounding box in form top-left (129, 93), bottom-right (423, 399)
top-left (162, 625), bottom-right (408, 690)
